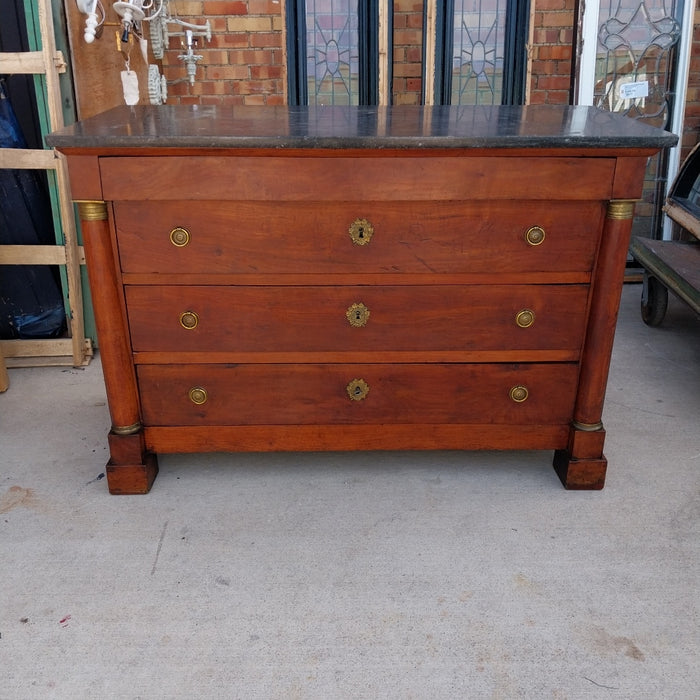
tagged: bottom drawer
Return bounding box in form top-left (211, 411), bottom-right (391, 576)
top-left (137, 363), bottom-right (578, 426)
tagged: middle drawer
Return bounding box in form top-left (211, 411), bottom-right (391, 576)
top-left (125, 285), bottom-right (589, 355)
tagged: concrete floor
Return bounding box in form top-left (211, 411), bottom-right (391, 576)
top-left (1, 283), bottom-right (698, 699)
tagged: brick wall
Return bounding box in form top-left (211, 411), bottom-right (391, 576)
top-left (392, 0), bottom-right (423, 105)
top-left (528, 0), bottom-right (576, 104)
top-left (162, 1), bottom-right (286, 106)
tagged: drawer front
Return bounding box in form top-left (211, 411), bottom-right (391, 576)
top-left (101, 155), bottom-right (615, 201)
top-left (137, 363), bottom-right (578, 426)
top-left (126, 284), bottom-right (589, 354)
top-left (114, 200), bottom-right (605, 275)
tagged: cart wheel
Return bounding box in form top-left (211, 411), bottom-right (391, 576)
top-left (641, 273), bottom-right (668, 326)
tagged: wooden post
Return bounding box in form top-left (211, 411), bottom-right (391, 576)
top-left (554, 199), bottom-right (637, 489)
top-left (0, 349), bottom-right (9, 392)
top-left (77, 200), bottom-right (158, 494)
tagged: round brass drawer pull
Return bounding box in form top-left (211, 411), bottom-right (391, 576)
top-left (515, 309), bottom-right (535, 328)
top-left (349, 218), bottom-right (374, 246)
top-left (179, 311), bottom-right (199, 330)
top-left (169, 226), bottom-right (191, 247)
top-left (347, 378), bottom-right (370, 401)
top-left (189, 387), bottom-right (208, 405)
top-left (346, 302), bottom-right (370, 327)
top-left (525, 226), bottom-right (546, 246)
top-left (509, 385), bottom-right (529, 403)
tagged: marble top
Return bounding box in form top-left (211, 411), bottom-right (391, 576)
top-left (47, 104), bottom-right (677, 151)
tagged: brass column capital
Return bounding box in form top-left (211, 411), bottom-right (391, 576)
top-left (76, 200), bottom-right (108, 221)
top-left (111, 422), bottom-right (142, 436)
top-left (606, 199), bottom-right (637, 221)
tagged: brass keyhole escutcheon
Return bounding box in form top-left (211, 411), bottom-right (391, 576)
top-left (179, 311), bottom-right (199, 330)
top-left (347, 378), bottom-right (370, 401)
top-left (516, 309), bottom-right (535, 328)
top-left (189, 386), bottom-right (208, 405)
top-left (509, 385), bottom-right (529, 403)
top-left (346, 302), bottom-right (370, 327)
top-left (349, 218), bottom-right (374, 246)
top-left (170, 226), bottom-right (191, 247)
top-left (525, 226), bottom-right (546, 246)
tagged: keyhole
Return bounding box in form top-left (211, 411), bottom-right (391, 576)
top-left (356, 310), bottom-right (362, 320)
top-left (354, 387), bottom-right (362, 396)
top-left (358, 227), bottom-right (364, 238)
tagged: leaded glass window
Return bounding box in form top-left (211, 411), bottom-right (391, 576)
top-left (287, 0), bottom-right (379, 106)
top-left (431, 0), bottom-right (529, 105)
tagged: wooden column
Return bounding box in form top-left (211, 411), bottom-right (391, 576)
top-left (554, 199), bottom-right (637, 489)
top-left (77, 201), bottom-right (158, 494)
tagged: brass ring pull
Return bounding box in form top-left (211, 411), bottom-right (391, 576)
top-left (515, 309), bottom-right (535, 328)
top-left (349, 218), bottom-right (374, 246)
top-left (525, 226), bottom-right (546, 246)
top-left (347, 378), bottom-right (370, 401)
top-left (189, 387), bottom-right (208, 405)
top-left (509, 385), bottom-right (529, 403)
top-left (346, 302), bottom-right (370, 327)
top-left (179, 311), bottom-right (199, 330)
top-left (170, 226), bottom-right (191, 247)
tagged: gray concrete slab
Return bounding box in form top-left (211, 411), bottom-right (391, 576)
top-left (1, 283), bottom-right (698, 699)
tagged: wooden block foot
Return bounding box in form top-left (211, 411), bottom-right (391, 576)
top-left (553, 450), bottom-right (607, 490)
top-left (106, 453), bottom-right (159, 494)
top-left (105, 430), bottom-right (158, 494)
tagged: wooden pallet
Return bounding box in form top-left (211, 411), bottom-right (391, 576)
top-left (0, 0), bottom-right (92, 368)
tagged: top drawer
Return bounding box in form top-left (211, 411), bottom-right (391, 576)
top-left (99, 155), bottom-right (615, 202)
top-left (114, 199), bottom-right (605, 276)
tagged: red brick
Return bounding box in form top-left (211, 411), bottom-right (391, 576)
top-left (406, 77), bottom-right (422, 92)
top-left (250, 64), bottom-right (284, 80)
top-left (537, 75), bottom-right (572, 91)
top-left (203, 1), bottom-right (247, 15)
top-left (536, 0), bottom-right (567, 9)
top-left (406, 13), bottom-right (423, 29)
top-left (394, 29), bottom-right (422, 46)
top-left (214, 33), bottom-right (251, 48)
top-left (545, 90), bottom-right (571, 104)
top-left (537, 45), bottom-right (572, 61)
top-left (406, 46), bottom-right (422, 63)
top-left (206, 65), bottom-right (250, 80)
top-left (537, 12), bottom-right (575, 29)
top-left (249, 32), bottom-right (283, 48)
top-left (248, 0), bottom-right (282, 13)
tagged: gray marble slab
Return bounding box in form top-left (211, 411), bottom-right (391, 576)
top-left (47, 104), bottom-right (677, 151)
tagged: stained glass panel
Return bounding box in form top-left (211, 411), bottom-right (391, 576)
top-left (451, 0), bottom-right (506, 105)
top-left (306, 0), bottom-right (360, 105)
top-left (594, 0), bottom-right (682, 239)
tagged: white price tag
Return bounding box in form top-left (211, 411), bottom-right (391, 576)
top-left (121, 70), bottom-right (139, 105)
top-left (619, 81), bottom-right (649, 100)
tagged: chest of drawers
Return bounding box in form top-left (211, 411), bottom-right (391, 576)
top-left (48, 105), bottom-right (675, 494)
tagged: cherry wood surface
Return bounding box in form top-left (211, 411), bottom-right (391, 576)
top-left (136, 363), bottom-right (578, 427)
top-left (125, 284), bottom-right (589, 354)
top-left (114, 200), bottom-right (605, 276)
top-left (100, 155), bottom-right (616, 202)
top-left (145, 424), bottom-right (571, 455)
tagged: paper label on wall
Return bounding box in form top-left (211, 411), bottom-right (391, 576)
top-left (121, 70), bottom-right (139, 105)
top-left (619, 81), bottom-right (649, 100)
